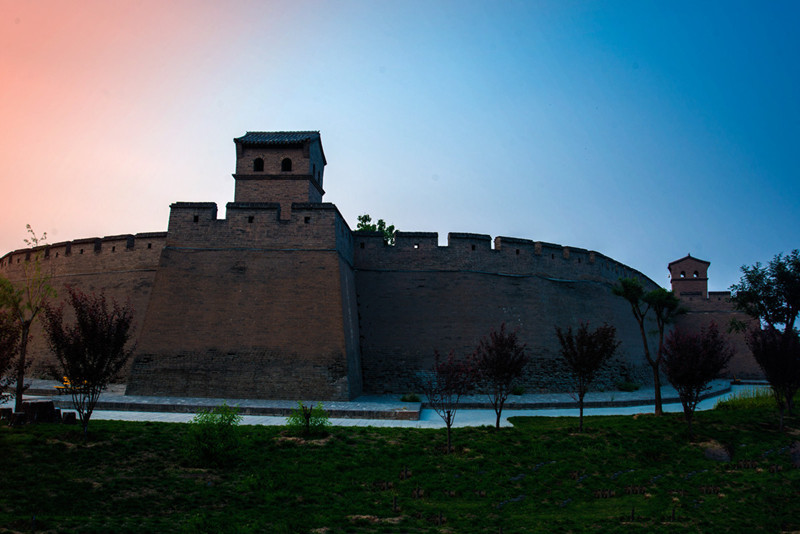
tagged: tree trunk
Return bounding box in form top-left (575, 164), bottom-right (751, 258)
top-left (446, 423), bottom-right (452, 454)
top-left (494, 398), bottom-right (505, 430)
top-left (14, 322), bottom-right (30, 413)
top-left (579, 400), bottom-right (584, 433)
top-left (652, 363), bottom-right (663, 416)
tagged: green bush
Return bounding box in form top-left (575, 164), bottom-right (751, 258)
top-left (286, 401), bottom-right (330, 438)
top-left (715, 387), bottom-right (774, 410)
top-left (616, 381), bottom-right (640, 392)
top-left (185, 402), bottom-right (242, 465)
top-left (511, 385), bottom-right (526, 395)
top-left (400, 393), bottom-right (420, 402)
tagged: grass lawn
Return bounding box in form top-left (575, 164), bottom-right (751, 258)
top-left (1, 398), bottom-right (798, 533)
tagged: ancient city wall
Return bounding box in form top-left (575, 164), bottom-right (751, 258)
top-left (353, 231), bottom-right (659, 393)
top-left (0, 233), bottom-right (166, 377)
top-left (125, 201), bottom-right (363, 400)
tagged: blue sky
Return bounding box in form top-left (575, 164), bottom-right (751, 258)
top-left (1, 0), bottom-right (798, 290)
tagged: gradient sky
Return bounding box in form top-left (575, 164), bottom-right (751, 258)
top-left (1, 0), bottom-right (798, 291)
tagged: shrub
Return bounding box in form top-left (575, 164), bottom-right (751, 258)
top-left (616, 381), bottom-right (640, 392)
top-left (185, 402), bottom-right (242, 465)
top-left (286, 401), bottom-right (331, 438)
top-left (511, 385), bottom-right (526, 395)
top-left (715, 387), bottom-right (778, 411)
top-left (400, 393), bottom-right (420, 402)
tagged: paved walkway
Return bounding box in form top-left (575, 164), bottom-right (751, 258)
top-left (8, 378), bottom-right (765, 428)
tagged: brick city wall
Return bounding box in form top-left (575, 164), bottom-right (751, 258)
top-left (353, 232), bottom-right (659, 394)
top-left (0, 233), bottom-right (166, 377)
top-left (125, 201), bottom-right (362, 400)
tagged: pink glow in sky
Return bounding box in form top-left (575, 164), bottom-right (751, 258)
top-left (2, 1), bottom-right (798, 290)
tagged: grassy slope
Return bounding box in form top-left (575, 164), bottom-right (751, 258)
top-left (1, 404), bottom-right (798, 533)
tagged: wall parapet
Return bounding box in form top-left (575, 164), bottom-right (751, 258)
top-left (0, 232), bottom-right (168, 270)
top-left (352, 230), bottom-right (656, 288)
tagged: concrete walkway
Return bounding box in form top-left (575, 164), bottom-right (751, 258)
top-left (7, 378), bottom-right (764, 428)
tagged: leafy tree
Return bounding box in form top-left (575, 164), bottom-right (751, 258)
top-left (730, 250), bottom-right (800, 333)
top-left (0, 310), bottom-right (20, 402)
top-left (555, 322), bottom-right (620, 432)
top-left (474, 323), bottom-right (529, 429)
top-left (747, 326), bottom-right (800, 430)
top-left (662, 323), bottom-right (733, 437)
top-left (420, 350), bottom-right (476, 453)
top-left (43, 286), bottom-right (135, 437)
top-left (731, 250), bottom-right (800, 429)
top-left (355, 214), bottom-right (396, 245)
top-left (0, 226), bottom-right (56, 412)
top-left (613, 278), bottom-right (682, 415)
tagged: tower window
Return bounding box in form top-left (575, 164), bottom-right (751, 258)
top-left (281, 158), bottom-right (292, 172)
top-left (471, 244), bottom-right (476, 251)
top-left (304, 216), bottom-right (311, 224)
top-left (516, 249), bottom-right (520, 255)
top-left (680, 271), bottom-right (686, 278)
top-left (360, 242), bottom-right (365, 249)
top-left (147, 243), bottom-right (152, 249)
top-left (193, 215), bottom-right (199, 223)
top-left (693, 271), bottom-right (699, 278)
top-left (253, 158), bottom-right (264, 172)
top-left (248, 216), bottom-right (254, 223)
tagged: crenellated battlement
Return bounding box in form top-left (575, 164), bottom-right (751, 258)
top-left (353, 231), bottom-right (652, 288)
top-left (163, 201), bottom-right (354, 257)
top-left (0, 232), bottom-right (166, 279)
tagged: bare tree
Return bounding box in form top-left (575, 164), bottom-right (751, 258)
top-left (662, 323), bottom-right (733, 437)
top-left (43, 286), bottom-right (135, 437)
top-left (556, 322), bottom-right (620, 432)
top-left (747, 326), bottom-right (800, 430)
top-left (420, 350), bottom-right (475, 453)
top-left (474, 323), bottom-right (529, 429)
top-left (0, 226), bottom-right (56, 412)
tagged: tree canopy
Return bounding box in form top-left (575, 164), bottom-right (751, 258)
top-left (730, 249), bottom-right (800, 333)
top-left (662, 323), bottom-right (733, 437)
top-left (355, 214), bottom-right (396, 245)
top-left (556, 322), bottom-right (619, 432)
top-left (43, 286), bottom-right (135, 437)
top-left (474, 323), bottom-right (529, 429)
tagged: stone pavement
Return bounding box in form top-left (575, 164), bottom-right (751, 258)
top-left (8, 378), bottom-right (759, 428)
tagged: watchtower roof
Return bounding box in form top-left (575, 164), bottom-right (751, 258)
top-left (668, 254), bottom-right (710, 268)
top-left (234, 131), bottom-right (325, 164)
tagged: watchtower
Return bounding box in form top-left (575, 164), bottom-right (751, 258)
top-left (668, 254), bottom-right (710, 299)
top-left (232, 131), bottom-right (327, 218)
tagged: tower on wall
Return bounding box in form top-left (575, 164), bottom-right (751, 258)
top-left (233, 131), bottom-right (327, 217)
top-left (126, 131), bottom-right (362, 401)
top-left (668, 254), bottom-right (710, 299)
